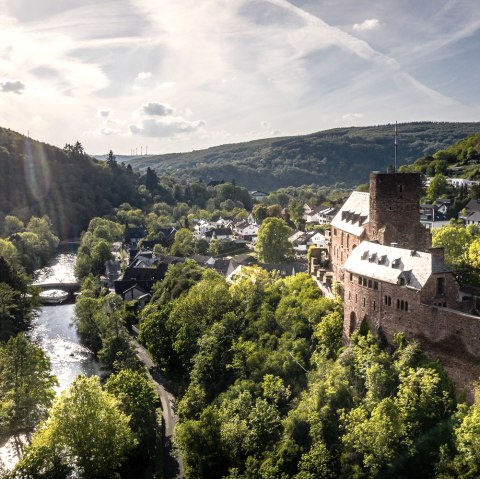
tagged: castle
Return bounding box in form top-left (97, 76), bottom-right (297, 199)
top-left (310, 171), bottom-right (480, 399)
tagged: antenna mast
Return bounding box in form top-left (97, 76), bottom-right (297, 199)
top-left (394, 121), bottom-right (398, 172)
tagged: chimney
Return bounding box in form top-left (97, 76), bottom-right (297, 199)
top-left (428, 247), bottom-right (445, 263)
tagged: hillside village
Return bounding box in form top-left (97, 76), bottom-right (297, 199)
top-left (95, 166), bottom-right (480, 404)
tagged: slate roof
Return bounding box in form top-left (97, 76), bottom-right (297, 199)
top-left (344, 241), bottom-right (450, 290)
top-left (331, 192), bottom-right (369, 236)
top-left (466, 211), bottom-right (480, 223)
top-left (465, 199), bottom-right (480, 213)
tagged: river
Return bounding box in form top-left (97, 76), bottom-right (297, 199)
top-left (0, 251), bottom-right (102, 468)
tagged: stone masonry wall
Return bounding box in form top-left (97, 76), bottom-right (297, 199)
top-left (367, 172), bottom-right (431, 250)
top-left (344, 271), bottom-right (480, 400)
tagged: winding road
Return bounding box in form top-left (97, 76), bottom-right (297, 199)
top-left (133, 339), bottom-right (184, 479)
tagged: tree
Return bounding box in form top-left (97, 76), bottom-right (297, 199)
top-left (145, 167), bottom-right (159, 193)
top-left (170, 228), bottom-right (194, 257)
top-left (0, 239), bottom-right (19, 269)
top-left (432, 224), bottom-right (475, 268)
top-left (106, 150), bottom-right (117, 168)
top-left (0, 334), bottom-right (57, 443)
top-left (16, 375), bottom-right (135, 479)
top-left (427, 174), bottom-right (449, 201)
top-left (105, 370), bottom-right (158, 444)
top-left (252, 204), bottom-right (268, 224)
top-left (3, 215), bottom-right (25, 236)
top-left (466, 238), bottom-right (480, 269)
top-left (255, 217), bottom-right (292, 263)
top-left (90, 240), bottom-right (112, 275)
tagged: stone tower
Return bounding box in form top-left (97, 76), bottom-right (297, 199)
top-left (367, 172), bottom-right (431, 250)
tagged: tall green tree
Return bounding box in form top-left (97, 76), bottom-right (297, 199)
top-left (105, 369), bottom-right (158, 444)
top-left (255, 217), bottom-right (292, 263)
top-left (106, 149), bottom-right (117, 168)
top-left (16, 375), bottom-right (135, 479)
top-left (0, 334), bottom-right (57, 443)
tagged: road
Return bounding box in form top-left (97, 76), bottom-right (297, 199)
top-left (133, 340), bottom-right (184, 479)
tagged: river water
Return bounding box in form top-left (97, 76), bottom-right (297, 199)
top-left (0, 252), bottom-right (101, 468)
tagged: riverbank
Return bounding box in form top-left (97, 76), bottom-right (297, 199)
top-left (0, 253), bottom-right (102, 470)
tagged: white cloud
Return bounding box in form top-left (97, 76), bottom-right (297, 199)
top-left (0, 80), bottom-right (26, 94)
top-left (353, 19), bottom-right (380, 31)
top-left (157, 81), bottom-right (175, 89)
top-left (100, 127), bottom-right (120, 136)
top-left (136, 71), bottom-right (152, 80)
top-left (142, 102), bottom-right (174, 116)
top-left (130, 117), bottom-right (206, 137)
top-left (342, 112), bottom-right (364, 120)
top-left (0, 0), bottom-right (478, 154)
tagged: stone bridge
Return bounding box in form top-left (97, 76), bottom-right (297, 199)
top-left (34, 282), bottom-right (80, 299)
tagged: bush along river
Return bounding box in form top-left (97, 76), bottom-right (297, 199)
top-left (0, 249), bottom-right (103, 468)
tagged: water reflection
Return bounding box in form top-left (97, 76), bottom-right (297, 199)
top-left (28, 304), bottom-right (102, 391)
top-left (33, 252), bottom-right (77, 285)
top-left (0, 253), bottom-right (102, 469)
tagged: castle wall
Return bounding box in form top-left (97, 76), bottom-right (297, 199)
top-left (330, 229), bottom-right (363, 296)
top-left (330, 171), bottom-right (480, 401)
top-left (344, 271), bottom-right (480, 400)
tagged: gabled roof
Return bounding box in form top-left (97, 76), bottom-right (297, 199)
top-left (331, 192), bottom-right (370, 236)
top-left (344, 241), bottom-right (450, 290)
top-left (465, 199), bottom-right (480, 213)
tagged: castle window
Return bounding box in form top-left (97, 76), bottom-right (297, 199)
top-left (399, 277), bottom-right (406, 286)
top-left (358, 276), bottom-right (362, 285)
top-left (384, 295), bottom-right (388, 305)
top-left (373, 301), bottom-right (376, 311)
top-left (362, 277), bottom-right (368, 286)
top-left (400, 300), bottom-right (405, 310)
top-left (437, 277), bottom-right (445, 295)
top-left (405, 302), bottom-right (409, 311)
top-left (388, 296), bottom-right (392, 306)
top-left (347, 235), bottom-right (349, 248)
top-left (398, 184), bottom-right (404, 193)
top-left (443, 302), bottom-right (447, 307)
top-left (363, 297), bottom-right (366, 307)
top-left (368, 279), bottom-right (373, 288)
top-left (373, 281), bottom-right (379, 290)
top-left (397, 299), bottom-right (400, 309)
top-left (355, 294), bottom-right (357, 303)
top-left (350, 273), bottom-right (353, 282)
top-left (348, 291), bottom-right (351, 299)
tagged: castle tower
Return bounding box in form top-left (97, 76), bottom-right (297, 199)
top-left (367, 172), bottom-right (431, 250)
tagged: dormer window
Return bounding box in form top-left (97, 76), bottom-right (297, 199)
top-left (399, 277), bottom-right (406, 286)
top-left (369, 253), bottom-right (377, 262)
top-left (392, 258), bottom-right (400, 268)
top-left (377, 255), bottom-right (386, 264)
top-left (361, 250), bottom-right (369, 260)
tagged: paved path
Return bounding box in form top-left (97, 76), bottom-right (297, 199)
top-left (133, 340), bottom-right (184, 479)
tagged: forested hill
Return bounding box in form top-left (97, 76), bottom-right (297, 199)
top-left (0, 127), bottom-right (139, 238)
top-left (127, 122), bottom-right (480, 191)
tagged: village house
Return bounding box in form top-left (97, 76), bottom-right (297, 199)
top-left (460, 198), bottom-right (480, 226)
top-left (233, 220), bottom-right (260, 242)
top-left (419, 203), bottom-right (451, 229)
top-left (290, 231), bottom-right (325, 253)
top-left (250, 190), bottom-right (268, 201)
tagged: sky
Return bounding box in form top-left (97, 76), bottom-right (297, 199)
top-left (0, 0), bottom-right (479, 155)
